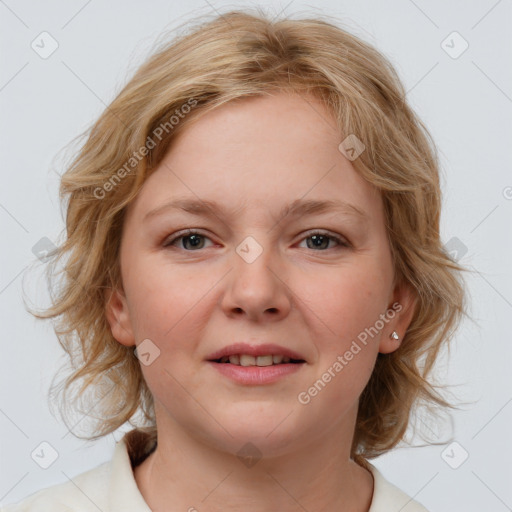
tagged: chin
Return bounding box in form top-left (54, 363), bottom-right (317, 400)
top-left (207, 411), bottom-right (303, 453)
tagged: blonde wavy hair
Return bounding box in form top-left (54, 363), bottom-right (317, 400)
top-left (26, 8), bottom-right (468, 462)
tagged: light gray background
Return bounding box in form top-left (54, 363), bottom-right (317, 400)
top-left (1, 1), bottom-right (511, 510)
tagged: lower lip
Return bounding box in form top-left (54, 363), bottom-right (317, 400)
top-left (207, 361), bottom-right (304, 385)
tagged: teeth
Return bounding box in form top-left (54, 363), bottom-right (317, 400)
top-left (228, 354), bottom-right (240, 365)
top-left (218, 354), bottom-right (299, 366)
top-left (256, 355), bottom-right (273, 366)
top-left (240, 355), bottom-right (256, 366)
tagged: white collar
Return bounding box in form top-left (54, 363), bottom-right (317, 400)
top-left (107, 430), bottom-right (427, 512)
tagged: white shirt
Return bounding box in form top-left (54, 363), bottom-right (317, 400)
top-left (1, 429), bottom-right (429, 511)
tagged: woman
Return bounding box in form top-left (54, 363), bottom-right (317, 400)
top-left (4, 9), bottom-right (466, 512)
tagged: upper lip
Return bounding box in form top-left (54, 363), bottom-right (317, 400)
top-left (206, 343), bottom-right (307, 362)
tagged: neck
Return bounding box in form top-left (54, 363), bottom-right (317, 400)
top-left (133, 407), bottom-right (374, 512)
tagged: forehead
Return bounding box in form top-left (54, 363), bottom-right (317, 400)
top-left (125, 92), bottom-right (382, 226)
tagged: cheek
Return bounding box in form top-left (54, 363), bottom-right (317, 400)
top-left (294, 266), bottom-right (389, 414)
top-left (126, 255), bottom-right (215, 340)
top-left (124, 260), bottom-right (213, 397)
top-left (298, 261), bottom-right (392, 347)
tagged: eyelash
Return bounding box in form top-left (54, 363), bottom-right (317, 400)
top-left (162, 229), bottom-right (350, 251)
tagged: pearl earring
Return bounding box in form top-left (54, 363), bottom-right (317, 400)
top-left (390, 331), bottom-right (400, 340)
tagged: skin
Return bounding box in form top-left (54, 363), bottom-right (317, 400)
top-left (106, 92), bottom-right (416, 512)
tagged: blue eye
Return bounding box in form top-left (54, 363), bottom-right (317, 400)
top-left (163, 230), bottom-right (213, 250)
top-left (163, 229), bottom-right (350, 251)
top-left (299, 231), bottom-right (349, 250)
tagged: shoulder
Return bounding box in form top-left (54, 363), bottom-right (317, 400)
top-left (1, 428), bottom-right (156, 512)
top-left (0, 462), bottom-right (110, 512)
top-left (367, 462), bottom-right (430, 512)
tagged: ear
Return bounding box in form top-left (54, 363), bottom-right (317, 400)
top-left (378, 281), bottom-right (417, 354)
top-left (105, 286), bottom-right (136, 347)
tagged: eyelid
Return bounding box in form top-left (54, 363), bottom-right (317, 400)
top-left (162, 228), bottom-right (214, 247)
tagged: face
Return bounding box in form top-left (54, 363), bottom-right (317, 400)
top-left (106, 92), bottom-right (416, 457)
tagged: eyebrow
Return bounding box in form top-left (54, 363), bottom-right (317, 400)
top-left (143, 197), bottom-right (369, 225)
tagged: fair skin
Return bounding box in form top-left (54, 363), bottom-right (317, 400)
top-left (106, 92), bottom-right (416, 512)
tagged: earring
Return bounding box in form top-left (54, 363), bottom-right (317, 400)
top-left (390, 331), bottom-right (400, 340)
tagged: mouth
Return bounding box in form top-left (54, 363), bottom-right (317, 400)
top-left (206, 346), bottom-right (307, 385)
top-left (210, 354), bottom-right (306, 366)
top-left (206, 343), bottom-right (308, 367)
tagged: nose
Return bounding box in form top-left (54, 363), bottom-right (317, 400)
top-left (221, 237), bottom-right (292, 322)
